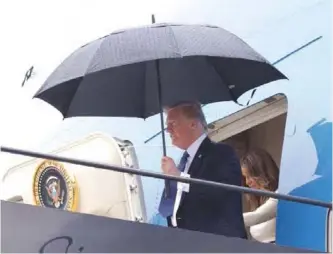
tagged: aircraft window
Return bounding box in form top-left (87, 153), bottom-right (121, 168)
top-left (208, 93), bottom-right (287, 242)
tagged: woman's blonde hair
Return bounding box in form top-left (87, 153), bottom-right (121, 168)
top-left (241, 148), bottom-right (279, 211)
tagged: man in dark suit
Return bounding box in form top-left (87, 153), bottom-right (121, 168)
top-left (158, 101), bottom-right (247, 239)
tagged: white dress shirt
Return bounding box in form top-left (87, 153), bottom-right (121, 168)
top-left (243, 195), bottom-right (278, 243)
top-left (171, 133), bottom-right (207, 227)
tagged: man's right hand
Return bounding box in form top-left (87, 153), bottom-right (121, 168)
top-left (161, 156), bottom-right (180, 177)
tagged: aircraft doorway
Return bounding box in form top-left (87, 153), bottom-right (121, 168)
top-left (208, 93), bottom-right (288, 242)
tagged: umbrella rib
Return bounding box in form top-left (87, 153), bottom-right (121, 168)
top-left (205, 57), bottom-right (244, 106)
top-left (63, 39), bottom-right (106, 118)
top-left (169, 26), bottom-right (183, 58)
top-left (62, 79), bottom-right (83, 119)
top-left (143, 62), bottom-right (148, 118)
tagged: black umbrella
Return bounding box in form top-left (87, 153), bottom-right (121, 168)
top-left (34, 21), bottom-right (287, 196)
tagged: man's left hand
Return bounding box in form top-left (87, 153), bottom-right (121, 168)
top-left (161, 156), bottom-right (180, 177)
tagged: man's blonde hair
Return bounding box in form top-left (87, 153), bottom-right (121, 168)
top-left (165, 101), bottom-right (208, 131)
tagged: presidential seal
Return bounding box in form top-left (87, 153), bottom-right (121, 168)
top-left (33, 160), bottom-right (78, 211)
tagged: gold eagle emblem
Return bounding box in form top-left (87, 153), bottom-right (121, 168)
top-left (33, 160), bottom-right (78, 211)
top-left (45, 176), bottom-right (62, 208)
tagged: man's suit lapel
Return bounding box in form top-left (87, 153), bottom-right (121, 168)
top-left (178, 138), bottom-right (212, 207)
top-left (187, 152), bottom-right (204, 178)
top-left (188, 137), bottom-right (211, 178)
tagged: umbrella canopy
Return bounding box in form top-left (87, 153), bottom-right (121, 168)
top-left (34, 23), bottom-right (287, 119)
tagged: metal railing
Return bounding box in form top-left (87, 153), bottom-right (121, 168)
top-left (1, 146), bottom-right (331, 209)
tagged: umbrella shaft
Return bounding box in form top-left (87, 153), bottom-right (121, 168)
top-left (155, 59), bottom-right (170, 198)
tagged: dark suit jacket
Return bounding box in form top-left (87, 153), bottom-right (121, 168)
top-left (176, 137), bottom-right (247, 239)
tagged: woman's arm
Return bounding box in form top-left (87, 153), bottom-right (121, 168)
top-left (243, 198), bottom-right (278, 227)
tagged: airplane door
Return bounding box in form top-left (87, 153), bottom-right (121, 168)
top-left (1, 133), bottom-right (147, 223)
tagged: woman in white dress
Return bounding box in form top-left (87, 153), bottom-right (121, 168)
top-left (240, 149), bottom-right (279, 243)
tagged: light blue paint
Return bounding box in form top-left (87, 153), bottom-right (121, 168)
top-left (277, 119), bottom-right (332, 251)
